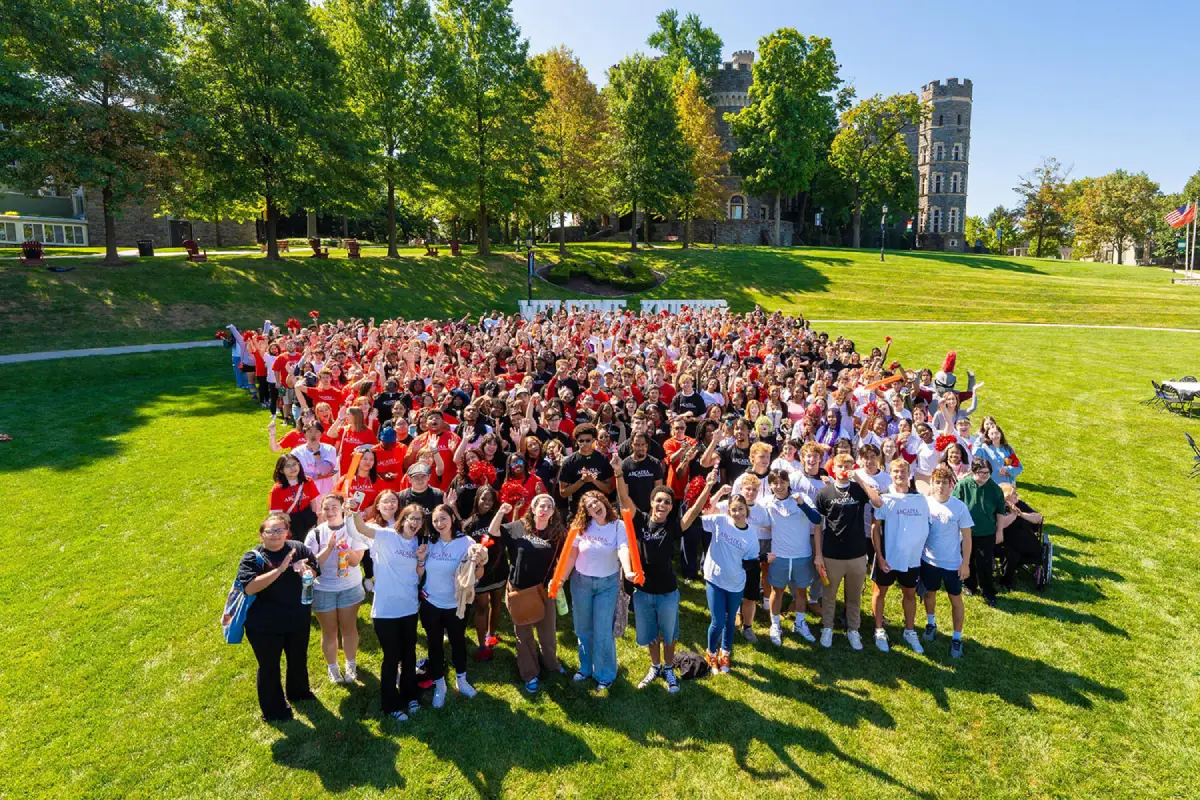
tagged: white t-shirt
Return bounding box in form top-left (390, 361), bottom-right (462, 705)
top-left (923, 495), bottom-right (975, 569)
top-left (763, 496), bottom-right (815, 558)
top-left (423, 535), bottom-right (472, 610)
top-left (860, 469), bottom-right (893, 537)
top-left (770, 456), bottom-right (802, 474)
top-left (700, 515), bottom-right (757, 592)
top-left (572, 519), bottom-right (627, 578)
top-left (789, 471), bottom-right (827, 505)
top-left (360, 521), bottom-right (421, 619)
top-left (905, 437), bottom-right (939, 475)
top-left (718, 497), bottom-right (771, 541)
top-left (873, 491), bottom-right (930, 571)
top-left (264, 353), bottom-right (279, 385)
top-left (292, 443), bottom-right (338, 495)
top-left (305, 522), bottom-right (366, 593)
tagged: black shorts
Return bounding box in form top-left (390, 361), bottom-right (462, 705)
top-left (871, 560), bottom-right (919, 588)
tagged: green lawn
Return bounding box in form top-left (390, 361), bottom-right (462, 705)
top-left (3, 242), bottom-right (1200, 355)
top-left (2, 313), bottom-right (1198, 797)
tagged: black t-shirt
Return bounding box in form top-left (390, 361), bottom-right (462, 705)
top-left (464, 513), bottom-right (509, 586)
top-left (1004, 500), bottom-right (1041, 555)
top-left (450, 475), bottom-right (480, 521)
top-left (718, 443), bottom-right (752, 484)
top-left (396, 486), bottom-right (444, 538)
top-left (373, 391), bottom-right (404, 423)
top-left (500, 520), bottom-right (560, 590)
top-left (815, 482), bottom-right (870, 560)
top-left (236, 541), bottom-right (320, 634)
top-left (631, 508), bottom-right (682, 595)
top-left (558, 450), bottom-right (615, 514)
top-left (620, 455), bottom-right (664, 512)
top-left (617, 437), bottom-right (665, 461)
top-left (536, 426), bottom-right (573, 452)
top-left (670, 392), bottom-right (707, 436)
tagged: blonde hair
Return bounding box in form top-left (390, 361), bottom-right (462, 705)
top-left (831, 453), bottom-right (855, 472)
top-left (749, 442), bottom-right (772, 461)
top-left (888, 458), bottom-right (910, 475)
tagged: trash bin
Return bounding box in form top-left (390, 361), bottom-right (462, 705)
top-left (136, 239), bottom-right (154, 257)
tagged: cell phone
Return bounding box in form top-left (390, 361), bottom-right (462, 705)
top-left (351, 491), bottom-right (365, 507)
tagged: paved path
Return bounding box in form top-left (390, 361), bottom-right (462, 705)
top-left (0, 340), bottom-right (222, 365)
top-left (3, 318), bottom-right (1199, 366)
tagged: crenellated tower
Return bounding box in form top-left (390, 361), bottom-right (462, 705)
top-left (911, 78), bottom-right (972, 251)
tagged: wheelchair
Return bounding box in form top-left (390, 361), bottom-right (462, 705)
top-left (995, 520), bottom-right (1052, 591)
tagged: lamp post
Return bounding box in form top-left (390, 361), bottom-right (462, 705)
top-left (526, 227), bottom-right (534, 301)
top-left (880, 204), bottom-right (888, 262)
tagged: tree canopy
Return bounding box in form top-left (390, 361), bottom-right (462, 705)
top-left (647, 9), bottom-right (723, 89)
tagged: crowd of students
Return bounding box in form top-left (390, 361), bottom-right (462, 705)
top-left (225, 307), bottom-right (1044, 723)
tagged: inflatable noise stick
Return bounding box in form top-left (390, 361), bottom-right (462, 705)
top-left (547, 524), bottom-right (583, 599)
top-left (621, 509), bottom-right (645, 586)
top-left (863, 374), bottom-right (905, 392)
top-left (340, 451), bottom-right (364, 497)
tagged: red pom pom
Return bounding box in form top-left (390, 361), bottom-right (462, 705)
top-left (500, 480), bottom-right (530, 508)
top-left (427, 343), bottom-right (441, 357)
top-left (215, 331), bottom-right (226, 340)
top-left (468, 460), bottom-right (497, 486)
top-left (935, 434), bottom-right (957, 452)
top-left (309, 310), bottom-right (320, 320)
top-left (286, 317), bottom-right (301, 331)
top-left (685, 476), bottom-right (708, 506)
top-left (942, 351), bottom-right (957, 374)
top-left (885, 336), bottom-right (892, 343)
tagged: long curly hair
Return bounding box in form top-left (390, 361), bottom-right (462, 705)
top-left (569, 489), bottom-right (618, 532)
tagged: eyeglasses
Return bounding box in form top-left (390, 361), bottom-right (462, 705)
top-left (263, 527), bottom-right (289, 535)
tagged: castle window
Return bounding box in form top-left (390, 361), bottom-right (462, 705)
top-left (933, 173), bottom-right (943, 193)
top-left (957, 114), bottom-right (961, 125)
top-left (938, 114), bottom-right (944, 126)
top-left (949, 239), bottom-right (958, 248)
top-left (934, 142), bottom-right (944, 161)
top-left (932, 208), bottom-right (943, 233)
top-left (949, 172), bottom-right (961, 193)
top-left (730, 195), bottom-right (745, 220)
top-left (948, 207), bottom-right (960, 233)
top-left (951, 143), bottom-right (962, 161)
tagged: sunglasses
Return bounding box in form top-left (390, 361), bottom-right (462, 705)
top-left (575, 437), bottom-right (594, 444)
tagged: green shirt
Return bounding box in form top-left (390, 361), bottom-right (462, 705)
top-left (952, 476), bottom-right (1006, 538)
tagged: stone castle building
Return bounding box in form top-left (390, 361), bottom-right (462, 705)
top-left (906, 78), bottom-right (973, 252)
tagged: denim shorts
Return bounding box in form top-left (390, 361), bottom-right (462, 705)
top-left (920, 561), bottom-right (963, 595)
top-left (768, 555), bottom-right (815, 589)
top-left (313, 584), bottom-right (366, 612)
top-left (632, 589), bottom-right (681, 646)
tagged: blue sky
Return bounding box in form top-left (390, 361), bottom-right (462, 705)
top-left (510, 0), bottom-right (1200, 217)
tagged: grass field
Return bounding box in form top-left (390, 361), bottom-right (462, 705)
top-left (3, 241), bottom-right (1200, 354)
top-left (2, 246), bottom-right (1199, 798)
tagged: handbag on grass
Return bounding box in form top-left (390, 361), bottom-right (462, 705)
top-left (505, 549), bottom-right (547, 626)
top-left (221, 550), bottom-right (264, 644)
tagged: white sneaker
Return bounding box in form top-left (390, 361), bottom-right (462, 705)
top-left (343, 662), bottom-right (358, 683)
top-left (874, 629), bottom-right (890, 652)
top-left (819, 627), bottom-right (833, 648)
top-left (456, 673), bottom-right (477, 698)
top-left (903, 628), bottom-right (925, 655)
top-left (327, 664), bottom-right (345, 683)
top-left (363, 577), bottom-right (375, 593)
top-left (847, 631), bottom-right (864, 651)
top-left (432, 678), bottom-right (447, 708)
top-left (795, 619), bottom-right (816, 643)
top-left (769, 623), bottom-right (783, 647)
top-left (762, 597), bottom-right (771, 612)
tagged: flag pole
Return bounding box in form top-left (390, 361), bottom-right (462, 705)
top-left (1189, 199), bottom-right (1196, 273)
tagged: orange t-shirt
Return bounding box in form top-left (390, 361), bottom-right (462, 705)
top-left (662, 436), bottom-right (696, 496)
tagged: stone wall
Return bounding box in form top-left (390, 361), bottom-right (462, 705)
top-left (83, 190), bottom-right (257, 248)
top-left (653, 218), bottom-right (792, 246)
top-left (548, 225), bottom-right (584, 243)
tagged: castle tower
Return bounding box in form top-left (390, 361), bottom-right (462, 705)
top-left (913, 78), bottom-right (972, 252)
top-left (711, 50), bottom-right (760, 221)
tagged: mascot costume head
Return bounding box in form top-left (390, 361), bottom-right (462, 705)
top-left (933, 351), bottom-right (975, 398)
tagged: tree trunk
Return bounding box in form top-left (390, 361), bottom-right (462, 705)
top-left (387, 176), bottom-right (398, 258)
top-left (630, 198), bottom-right (638, 250)
top-left (306, 209), bottom-right (317, 240)
top-left (477, 197), bottom-right (490, 256)
top-left (851, 186), bottom-right (863, 249)
top-left (214, 218), bottom-right (223, 248)
top-left (643, 212), bottom-right (650, 247)
top-left (101, 183), bottom-right (120, 264)
top-left (1035, 221), bottom-right (1045, 258)
top-left (684, 215), bottom-right (692, 249)
top-left (797, 192), bottom-right (810, 245)
top-left (342, 216), bottom-right (349, 238)
top-left (774, 189), bottom-right (782, 246)
top-left (559, 209), bottom-right (567, 256)
top-left (265, 195), bottom-right (280, 259)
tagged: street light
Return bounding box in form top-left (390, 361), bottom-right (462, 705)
top-left (880, 204), bottom-right (888, 262)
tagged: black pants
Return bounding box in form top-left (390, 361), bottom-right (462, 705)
top-left (420, 600), bottom-right (469, 678)
top-left (246, 626), bottom-right (313, 720)
top-left (374, 614), bottom-right (418, 713)
top-left (255, 376), bottom-right (269, 403)
top-left (966, 533), bottom-right (997, 599)
top-left (361, 550), bottom-right (375, 581)
top-left (287, 506), bottom-right (318, 541)
top-left (1001, 529), bottom-right (1042, 585)
top-left (267, 381), bottom-right (280, 413)
top-left (681, 523), bottom-right (710, 580)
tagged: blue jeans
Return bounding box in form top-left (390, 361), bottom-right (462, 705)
top-left (233, 355), bottom-right (250, 389)
top-left (570, 571), bottom-right (620, 683)
top-left (705, 581), bottom-right (743, 654)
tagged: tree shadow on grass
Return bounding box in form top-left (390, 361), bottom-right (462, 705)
top-left (904, 251), bottom-right (1047, 275)
top-left (0, 349), bottom-right (262, 473)
top-left (645, 247), bottom-right (837, 310)
top-left (1020, 482), bottom-right (1077, 498)
top-left (1042, 523), bottom-right (1097, 544)
top-left (996, 595), bottom-right (1129, 638)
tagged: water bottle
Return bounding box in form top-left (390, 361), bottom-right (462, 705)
top-left (301, 569), bottom-right (315, 605)
top-left (556, 588), bottom-right (568, 616)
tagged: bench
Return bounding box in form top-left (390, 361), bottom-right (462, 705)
top-left (309, 238), bottom-right (329, 259)
top-left (183, 239), bottom-right (207, 263)
top-left (20, 240), bottom-right (46, 266)
top-left (663, 235), bottom-right (679, 243)
top-left (345, 239), bottom-right (361, 259)
top-left (423, 240), bottom-right (439, 257)
top-left (450, 240), bottom-right (462, 257)
top-left (260, 239), bottom-right (291, 253)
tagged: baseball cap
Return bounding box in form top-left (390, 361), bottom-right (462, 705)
top-left (407, 463), bottom-right (431, 477)
top-left (379, 426), bottom-right (398, 444)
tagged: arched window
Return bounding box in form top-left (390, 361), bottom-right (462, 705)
top-left (950, 172), bottom-right (961, 193)
top-left (730, 195), bottom-right (745, 220)
top-left (951, 143), bottom-right (962, 161)
top-left (934, 142), bottom-right (945, 161)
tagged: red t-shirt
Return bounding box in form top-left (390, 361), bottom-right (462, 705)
top-left (412, 429), bottom-right (460, 491)
top-left (338, 428), bottom-right (379, 476)
top-left (278, 429), bottom-right (305, 450)
top-left (305, 386), bottom-right (342, 416)
top-left (345, 473), bottom-right (380, 510)
top-left (654, 382), bottom-right (676, 404)
top-left (662, 436), bottom-right (696, 496)
top-left (269, 480), bottom-right (320, 515)
top-left (372, 442), bottom-right (409, 491)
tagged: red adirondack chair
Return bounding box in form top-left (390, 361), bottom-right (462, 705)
top-left (183, 239), bottom-right (207, 262)
top-left (19, 240), bottom-right (46, 266)
top-left (345, 239), bottom-right (361, 259)
top-left (309, 238), bottom-right (329, 259)
top-left (449, 240), bottom-right (462, 257)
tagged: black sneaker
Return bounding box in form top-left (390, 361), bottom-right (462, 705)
top-left (923, 622), bottom-right (937, 642)
top-left (950, 639), bottom-right (964, 658)
top-left (663, 667), bottom-right (680, 694)
top-left (985, 596), bottom-right (997, 608)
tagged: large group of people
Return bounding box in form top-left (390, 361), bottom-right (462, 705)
top-left (223, 306), bottom-right (1043, 723)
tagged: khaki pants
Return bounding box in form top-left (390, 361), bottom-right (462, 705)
top-left (514, 595), bottom-right (560, 682)
top-left (821, 555), bottom-right (868, 632)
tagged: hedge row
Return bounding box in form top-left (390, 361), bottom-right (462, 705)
top-left (544, 258), bottom-right (657, 291)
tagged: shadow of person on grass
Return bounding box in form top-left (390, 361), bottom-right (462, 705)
top-left (269, 667), bottom-right (404, 793)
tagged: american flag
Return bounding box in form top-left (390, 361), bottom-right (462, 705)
top-left (1166, 203), bottom-right (1196, 228)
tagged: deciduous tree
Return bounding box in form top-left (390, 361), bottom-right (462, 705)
top-left (829, 93), bottom-right (926, 249)
top-left (1014, 157), bottom-right (1070, 258)
top-left (646, 9), bottom-right (723, 90)
top-left (1070, 170), bottom-right (1160, 264)
top-left (671, 66), bottom-right (726, 248)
